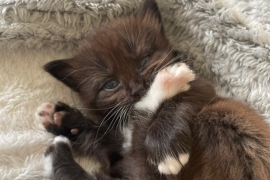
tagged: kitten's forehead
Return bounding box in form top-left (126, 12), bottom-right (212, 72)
top-left (78, 14), bottom-right (168, 66)
top-left (71, 11), bottom-right (171, 86)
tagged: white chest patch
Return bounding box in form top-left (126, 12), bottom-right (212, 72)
top-left (122, 123), bottom-right (134, 151)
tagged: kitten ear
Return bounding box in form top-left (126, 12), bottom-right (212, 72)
top-left (44, 59), bottom-right (79, 92)
top-left (141, 0), bottom-right (162, 23)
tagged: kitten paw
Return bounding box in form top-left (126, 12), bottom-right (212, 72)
top-left (154, 63), bottom-right (195, 99)
top-left (36, 102), bottom-right (84, 136)
top-left (37, 102), bottom-right (66, 128)
top-left (145, 129), bottom-right (191, 175)
top-left (135, 63), bottom-right (195, 112)
top-left (157, 153), bottom-right (189, 175)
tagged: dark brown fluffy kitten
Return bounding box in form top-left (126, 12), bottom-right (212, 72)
top-left (38, 0), bottom-right (270, 179)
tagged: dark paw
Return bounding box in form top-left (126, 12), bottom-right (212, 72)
top-left (36, 102), bottom-right (85, 137)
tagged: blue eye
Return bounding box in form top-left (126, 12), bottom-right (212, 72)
top-left (139, 55), bottom-right (150, 69)
top-left (103, 80), bottom-right (120, 90)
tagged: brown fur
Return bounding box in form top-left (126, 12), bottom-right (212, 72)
top-left (42, 0), bottom-right (270, 179)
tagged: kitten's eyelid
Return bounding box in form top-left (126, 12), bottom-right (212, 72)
top-left (139, 54), bottom-right (151, 70)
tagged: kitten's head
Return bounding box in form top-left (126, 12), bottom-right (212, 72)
top-left (45, 0), bottom-right (176, 119)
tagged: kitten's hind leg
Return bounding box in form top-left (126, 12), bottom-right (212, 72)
top-left (37, 102), bottom-right (125, 176)
top-left (44, 136), bottom-right (94, 180)
top-left (144, 116), bottom-right (192, 175)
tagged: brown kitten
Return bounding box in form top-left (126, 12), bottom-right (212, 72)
top-left (36, 0), bottom-right (270, 179)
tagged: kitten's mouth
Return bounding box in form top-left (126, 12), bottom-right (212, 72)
top-left (130, 95), bottom-right (143, 104)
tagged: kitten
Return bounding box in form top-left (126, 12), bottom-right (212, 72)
top-left (36, 0), bottom-right (270, 179)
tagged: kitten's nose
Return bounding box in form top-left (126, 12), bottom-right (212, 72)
top-left (131, 86), bottom-right (142, 99)
top-left (129, 80), bottom-right (143, 99)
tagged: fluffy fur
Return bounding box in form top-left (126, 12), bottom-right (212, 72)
top-left (1, 0), bottom-right (270, 179)
top-left (36, 0), bottom-right (270, 179)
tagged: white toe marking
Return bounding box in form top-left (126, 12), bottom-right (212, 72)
top-left (53, 136), bottom-right (71, 147)
top-left (158, 156), bottom-right (182, 175)
top-left (43, 155), bottom-right (53, 178)
top-left (179, 153), bottom-right (189, 166)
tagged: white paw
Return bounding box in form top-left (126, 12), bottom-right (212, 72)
top-left (135, 63), bottom-right (195, 113)
top-left (54, 136), bottom-right (71, 147)
top-left (36, 102), bottom-right (56, 125)
top-left (179, 153), bottom-right (189, 166)
top-left (158, 153), bottom-right (189, 175)
top-left (158, 156), bottom-right (181, 175)
top-left (153, 63), bottom-right (195, 99)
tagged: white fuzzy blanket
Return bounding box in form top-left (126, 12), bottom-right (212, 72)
top-left (0, 0), bottom-right (270, 179)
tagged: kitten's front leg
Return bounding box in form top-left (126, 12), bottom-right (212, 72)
top-left (36, 102), bottom-right (123, 166)
top-left (135, 63), bottom-right (195, 175)
top-left (36, 102), bottom-right (90, 139)
top-left (136, 63), bottom-right (194, 112)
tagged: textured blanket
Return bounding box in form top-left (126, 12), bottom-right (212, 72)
top-left (0, 0), bottom-right (270, 179)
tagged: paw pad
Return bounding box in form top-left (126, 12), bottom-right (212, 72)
top-left (153, 63), bottom-right (195, 100)
top-left (36, 102), bottom-right (67, 128)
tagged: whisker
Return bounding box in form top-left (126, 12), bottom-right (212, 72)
top-left (93, 102), bottom-right (122, 141)
top-left (198, 95), bottom-right (217, 115)
top-left (118, 30), bottom-right (133, 51)
top-left (152, 55), bottom-right (183, 75)
top-left (136, 24), bottom-right (142, 47)
top-left (80, 51), bottom-right (106, 71)
top-left (77, 72), bottom-right (103, 91)
top-left (76, 103), bottom-right (121, 111)
top-left (99, 102), bottom-right (123, 128)
top-left (130, 19), bottom-right (135, 51)
top-left (122, 105), bottom-right (132, 132)
top-left (94, 113), bottom-right (117, 144)
top-left (106, 106), bottom-right (124, 133)
top-left (154, 43), bottom-right (179, 72)
top-left (75, 75), bottom-right (94, 90)
top-left (123, 21), bottom-right (133, 51)
top-left (152, 53), bottom-right (185, 75)
top-left (94, 105), bottom-right (124, 143)
top-left (154, 31), bottom-right (188, 72)
top-left (61, 68), bottom-right (91, 80)
top-left (138, 27), bottom-right (155, 46)
top-left (115, 105), bottom-right (125, 133)
top-left (119, 105), bottom-right (129, 134)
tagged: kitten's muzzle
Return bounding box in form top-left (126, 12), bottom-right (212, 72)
top-left (128, 80), bottom-right (146, 101)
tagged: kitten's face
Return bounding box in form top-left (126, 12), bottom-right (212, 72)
top-left (45, 0), bottom-right (176, 119)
